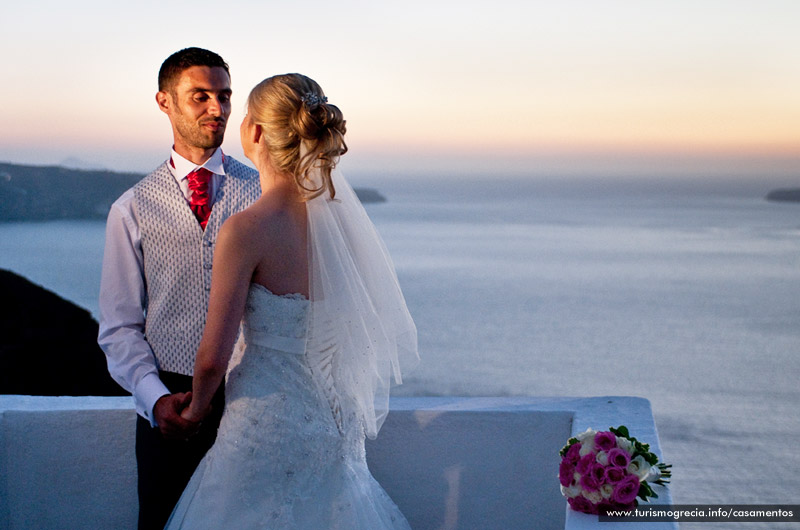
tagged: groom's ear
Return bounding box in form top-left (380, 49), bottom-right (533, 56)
top-left (156, 91), bottom-right (171, 114)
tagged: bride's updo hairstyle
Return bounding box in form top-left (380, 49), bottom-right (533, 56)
top-left (247, 73), bottom-right (347, 200)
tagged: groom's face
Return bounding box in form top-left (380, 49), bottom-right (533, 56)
top-left (158, 65), bottom-right (232, 155)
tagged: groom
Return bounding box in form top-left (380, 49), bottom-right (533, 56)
top-left (98, 47), bottom-right (260, 529)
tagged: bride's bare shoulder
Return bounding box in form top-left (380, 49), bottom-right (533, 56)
top-left (218, 206), bottom-right (262, 244)
top-left (219, 194), bottom-right (302, 251)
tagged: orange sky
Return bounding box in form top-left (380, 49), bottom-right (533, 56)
top-left (2, 1), bottom-right (798, 177)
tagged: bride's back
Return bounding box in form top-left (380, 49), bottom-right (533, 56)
top-left (242, 182), bottom-right (309, 298)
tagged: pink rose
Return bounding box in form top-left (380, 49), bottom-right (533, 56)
top-left (594, 431), bottom-right (616, 451)
top-left (576, 453), bottom-right (595, 475)
top-left (580, 462), bottom-right (606, 492)
top-left (611, 474), bottom-right (640, 505)
top-left (607, 448), bottom-right (631, 468)
top-left (605, 466), bottom-right (626, 483)
top-left (568, 495), bottom-right (597, 515)
top-left (559, 460), bottom-right (576, 487)
top-left (590, 462), bottom-right (606, 484)
top-left (565, 442), bottom-right (582, 463)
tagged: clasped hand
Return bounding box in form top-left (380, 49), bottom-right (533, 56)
top-left (153, 392), bottom-right (210, 440)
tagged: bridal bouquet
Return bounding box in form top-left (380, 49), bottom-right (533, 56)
top-left (558, 425), bottom-right (671, 515)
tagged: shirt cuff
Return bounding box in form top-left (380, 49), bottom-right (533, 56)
top-left (137, 372), bottom-right (171, 427)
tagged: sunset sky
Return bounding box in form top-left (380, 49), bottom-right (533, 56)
top-left (2, 0), bottom-right (798, 178)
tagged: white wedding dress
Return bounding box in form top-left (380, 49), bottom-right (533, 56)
top-left (165, 283), bottom-right (411, 529)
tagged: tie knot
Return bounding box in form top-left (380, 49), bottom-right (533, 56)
top-left (187, 167), bottom-right (212, 194)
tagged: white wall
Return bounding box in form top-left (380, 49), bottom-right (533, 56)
top-left (0, 396), bottom-right (675, 530)
top-left (0, 396), bottom-right (136, 529)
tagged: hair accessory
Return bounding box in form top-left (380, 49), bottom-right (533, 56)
top-left (301, 92), bottom-right (328, 107)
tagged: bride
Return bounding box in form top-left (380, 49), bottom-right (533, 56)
top-left (164, 74), bottom-right (419, 528)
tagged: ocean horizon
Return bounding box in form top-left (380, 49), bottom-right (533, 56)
top-left (1, 172), bottom-right (798, 530)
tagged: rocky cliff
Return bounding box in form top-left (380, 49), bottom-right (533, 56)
top-left (0, 269), bottom-right (127, 396)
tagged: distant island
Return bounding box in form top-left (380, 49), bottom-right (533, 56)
top-left (766, 188), bottom-right (800, 203)
top-left (0, 161), bottom-right (385, 222)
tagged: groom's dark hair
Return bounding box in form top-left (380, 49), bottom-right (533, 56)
top-left (158, 47), bottom-right (230, 93)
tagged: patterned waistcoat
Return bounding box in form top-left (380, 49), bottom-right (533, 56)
top-left (134, 157), bottom-right (260, 375)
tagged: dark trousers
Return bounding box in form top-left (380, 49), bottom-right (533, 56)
top-left (135, 371), bottom-right (224, 530)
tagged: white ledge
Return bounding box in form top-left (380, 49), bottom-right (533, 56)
top-left (0, 395), bottom-right (675, 530)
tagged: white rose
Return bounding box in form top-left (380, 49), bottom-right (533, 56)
top-left (583, 490), bottom-right (602, 504)
top-left (561, 483), bottom-right (582, 498)
top-left (576, 428), bottom-right (596, 443)
top-left (627, 455), bottom-right (651, 480)
top-left (595, 451), bottom-right (608, 466)
top-left (579, 438), bottom-right (596, 456)
top-left (616, 437), bottom-right (634, 455)
top-left (600, 484), bottom-right (615, 499)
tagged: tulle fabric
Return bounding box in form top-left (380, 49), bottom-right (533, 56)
top-left (306, 168), bottom-right (419, 439)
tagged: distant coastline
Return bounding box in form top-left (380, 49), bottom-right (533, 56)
top-left (766, 188), bottom-right (800, 203)
top-left (0, 161), bottom-right (385, 222)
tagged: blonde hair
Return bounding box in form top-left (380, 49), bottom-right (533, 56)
top-left (247, 74), bottom-right (347, 200)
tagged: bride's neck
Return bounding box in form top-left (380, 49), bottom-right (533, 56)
top-left (256, 162), bottom-right (300, 201)
top-left (257, 159), bottom-right (284, 189)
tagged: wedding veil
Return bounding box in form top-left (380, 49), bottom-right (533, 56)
top-left (305, 168), bottom-right (419, 439)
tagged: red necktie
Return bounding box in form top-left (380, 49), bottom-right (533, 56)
top-left (187, 167), bottom-right (212, 229)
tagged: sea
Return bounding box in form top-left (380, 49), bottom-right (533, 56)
top-left (2, 172), bottom-right (798, 529)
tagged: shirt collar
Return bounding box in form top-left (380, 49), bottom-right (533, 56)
top-left (169, 148), bottom-right (226, 181)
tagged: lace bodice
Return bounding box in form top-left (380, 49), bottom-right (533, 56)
top-left (229, 284), bottom-right (347, 433)
top-left (239, 283), bottom-right (310, 353)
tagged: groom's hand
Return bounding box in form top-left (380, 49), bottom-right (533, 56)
top-left (153, 392), bottom-right (200, 439)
